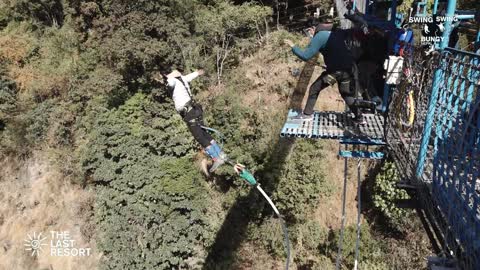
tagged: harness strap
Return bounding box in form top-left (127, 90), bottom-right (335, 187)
top-left (176, 76), bottom-right (194, 100)
top-left (179, 102), bottom-right (197, 121)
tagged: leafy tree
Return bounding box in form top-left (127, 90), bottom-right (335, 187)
top-left (69, 0), bottom-right (197, 90)
top-left (0, 0), bottom-right (64, 27)
top-left (94, 157), bottom-right (213, 270)
top-left (196, 1), bottom-right (271, 81)
top-left (397, 0), bottom-right (415, 15)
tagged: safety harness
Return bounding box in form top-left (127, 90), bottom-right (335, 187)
top-left (174, 76), bottom-right (201, 126)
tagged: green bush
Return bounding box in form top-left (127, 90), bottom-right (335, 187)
top-left (81, 93), bottom-right (215, 269)
top-left (1, 95), bottom-right (57, 154)
top-left (359, 260), bottom-right (389, 270)
top-left (81, 93), bottom-right (194, 173)
top-left (272, 140), bottom-right (333, 222)
top-left (68, 66), bottom-right (128, 108)
top-left (372, 162), bottom-right (410, 230)
top-left (249, 217), bottom-right (288, 258)
top-left (249, 219), bottom-right (330, 267)
top-left (322, 224), bottom-right (386, 270)
top-left (202, 86), bottom-right (264, 173)
top-left (24, 99), bottom-right (54, 143)
top-left (0, 64), bottom-right (16, 120)
top-left (291, 220), bottom-right (333, 269)
top-left (195, 1), bottom-right (272, 80)
top-left (0, 65), bottom-right (21, 156)
top-left (94, 157), bottom-right (213, 270)
top-left (297, 220), bottom-right (328, 252)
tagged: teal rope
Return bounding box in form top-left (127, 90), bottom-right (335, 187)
top-left (201, 125), bottom-right (225, 147)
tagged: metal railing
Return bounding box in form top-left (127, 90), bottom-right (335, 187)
top-left (387, 46), bottom-right (480, 269)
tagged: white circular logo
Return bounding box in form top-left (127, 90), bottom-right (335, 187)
top-left (24, 232), bottom-right (47, 256)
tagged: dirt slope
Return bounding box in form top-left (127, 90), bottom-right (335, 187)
top-left (0, 154), bottom-right (100, 270)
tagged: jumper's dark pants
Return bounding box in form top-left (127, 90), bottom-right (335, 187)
top-left (303, 70), bottom-right (359, 116)
top-left (180, 103), bottom-right (213, 148)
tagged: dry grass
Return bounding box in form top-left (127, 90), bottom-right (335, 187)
top-left (314, 139), bottom-right (363, 229)
top-left (0, 34), bottom-right (33, 63)
top-left (310, 86), bottom-right (362, 229)
top-left (240, 43), bottom-right (300, 111)
top-left (8, 65), bottom-right (41, 92)
top-left (9, 64), bottom-right (70, 100)
top-left (0, 154), bottom-right (100, 270)
top-left (1, 27), bottom-right (73, 100)
top-left (234, 240), bottom-right (288, 270)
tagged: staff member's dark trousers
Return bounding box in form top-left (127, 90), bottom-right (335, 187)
top-left (303, 70), bottom-right (359, 116)
top-left (181, 103), bottom-right (213, 148)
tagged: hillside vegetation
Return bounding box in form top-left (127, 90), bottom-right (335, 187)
top-left (1, 1), bottom-right (433, 269)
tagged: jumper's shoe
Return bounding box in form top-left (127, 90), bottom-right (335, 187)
top-left (209, 151), bottom-right (227, 173)
top-left (290, 113), bottom-right (314, 121)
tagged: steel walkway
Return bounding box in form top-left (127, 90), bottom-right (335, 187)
top-left (280, 110), bottom-right (386, 145)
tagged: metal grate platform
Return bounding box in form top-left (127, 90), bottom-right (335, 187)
top-left (280, 110), bottom-right (386, 144)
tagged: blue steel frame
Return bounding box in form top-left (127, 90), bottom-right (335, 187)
top-left (416, 0), bottom-right (458, 176)
top-left (419, 48), bottom-right (480, 269)
top-left (363, 0), bottom-right (480, 267)
top-left (411, 0), bottom-right (480, 268)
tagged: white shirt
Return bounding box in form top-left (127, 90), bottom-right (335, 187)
top-left (167, 71), bottom-right (199, 112)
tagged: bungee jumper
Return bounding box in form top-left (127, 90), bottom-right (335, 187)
top-left (157, 68), bottom-right (291, 269)
top-left (284, 14), bottom-right (374, 124)
top-left (159, 69), bottom-right (228, 172)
